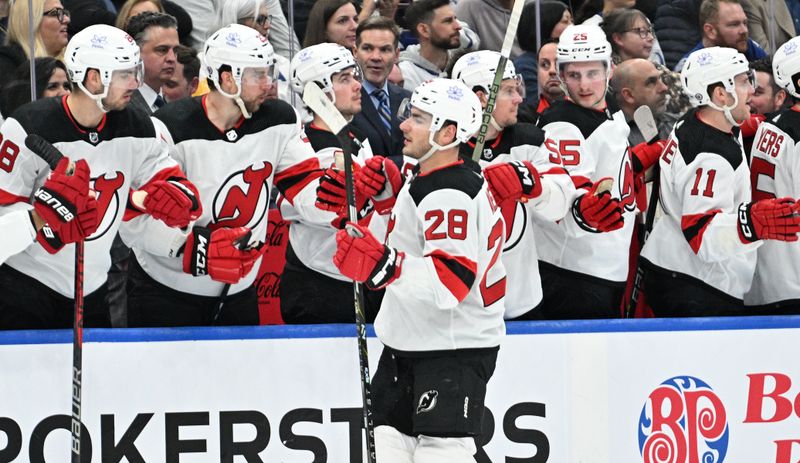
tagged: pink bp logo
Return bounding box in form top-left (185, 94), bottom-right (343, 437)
top-left (638, 376), bottom-right (729, 463)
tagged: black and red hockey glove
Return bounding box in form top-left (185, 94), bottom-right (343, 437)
top-left (630, 139), bottom-right (667, 174)
top-left (482, 160), bottom-right (542, 203)
top-left (356, 156), bottom-right (403, 213)
top-left (182, 226), bottom-right (262, 284)
top-left (315, 166), bottom-right (369, 214)
top-left (35, 224), bottom-right (66, 254)
top-left (32, 158), bottom-right (99, 243)
top-left (572, 178), bottom-right (624, 233)
top-left (333, 222), bottom-right (404, 290)
top-left (737, 197), bottom-right (800, 243)
top-left (740, 113), bottom-right (766, 138)
top-left (138, 178), bottom-right (201, 228)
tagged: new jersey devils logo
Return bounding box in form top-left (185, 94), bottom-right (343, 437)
top-left (499, 200), bottom-right (527, 251)
top-left (88, 171), bottom-right (125, 240)
top-left (212, 162), bottom-right (273, 229)
top-left (619, 154), bottom-right (636, 212)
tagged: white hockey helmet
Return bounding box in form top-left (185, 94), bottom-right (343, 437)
top-left (204, 24), bottom-right (276, 118)
top-left (773, 37), bottom-right (800, 99)
top-left (452, 50), bottom-right (518, 94)
top-left (63, 24), bottom-right (143, 112)
top-left (681, 46), bottom-right (753, 126)
top-left (290, 42), bottom-right (358, 97)
top-left (405, 78), bottom-right (482, 161)
top-left (556, 24), bottom-right (612, 70)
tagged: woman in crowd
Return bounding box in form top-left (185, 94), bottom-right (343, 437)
top-left (115, 0), bottom-right (163, 31)
top-left (302, 0), bottom-right (358, 49)
top-left (602, 8), bottom-right (655, 63)
top-left (0, 57), bottom-right (71, 119)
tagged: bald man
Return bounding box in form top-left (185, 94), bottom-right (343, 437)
top-left (611, 59), bottom-right (671, 145)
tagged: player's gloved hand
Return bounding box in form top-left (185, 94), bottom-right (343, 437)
top-left (740, 113), bottom-right (766, 138)
top-left (572, 178), bottom-right (624, 233)
top-left (630, 139), bottom-right (667, 174)
top-left (355, 156), bottom-right (403, 213)
top-left (138, 179), bottom-right (202, 228)
top-left (482, 160), bottom-right (542, 203)
top-left (36, 223), bottom-right (66, 254)
top-left (182, 226), bottom-right (262, 284)
top-left (737, 197), bottom-right (800, 243)
top-left (32, 158), bottom-right (99, 243)
top-left (334, 222), bottom-right (404, 289)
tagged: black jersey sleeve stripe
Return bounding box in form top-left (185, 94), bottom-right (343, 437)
top-left (427, 249), bottom-right (477, 303)
top-left (274, 158), bottom-right (323, 203)
top-left (681, 209), bottom-right (721, 254)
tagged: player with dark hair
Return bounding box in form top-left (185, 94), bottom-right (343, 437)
top-left (334, 78), bottom-right (506, 460)
top-left (0, 24), bottom-right (200, 329)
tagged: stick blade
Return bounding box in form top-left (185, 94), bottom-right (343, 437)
top-left (302, 82), bottom-right (348, 135)
top-left (633, 105), bottom-right (659, 144)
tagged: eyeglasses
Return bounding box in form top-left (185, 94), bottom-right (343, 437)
top-left (43, 7), bottom-right (70, 23)
top-left (625, 27), bottom-right (654, 39)
top-left (241, 14), bottom-right (273, 27)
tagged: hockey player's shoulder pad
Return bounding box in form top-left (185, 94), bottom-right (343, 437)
top-left (154, 97), bottom-right (218, 143)
top-left (9, 97), bottom-right (62, 136)
top-left (772, 109), bottom-right (800, 143)
top-left (106, 102), bottom-right (158, 139)
top-left (676, 108), bottom-right (742, 170)
top-left (509, 122), bottom-right (545, 147)
top-left (537, 100), bottom-right (608, 139)
top-left (409, 160), bottom-right (483, 206)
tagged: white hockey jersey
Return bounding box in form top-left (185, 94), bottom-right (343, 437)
top-left (0, 95), bottom-right (184, 297)
top-left (279, 123), bottom-right (374, 281)
top-left (124, 96), bottom-right (334, 297)
top-left (746, 108), bottom-right (800, 305)
top-left (535, 101), bottom-right (637, 283)
top-left (375, 159), bottom-right (506, 352)
top-left (641, 109), bottom-right (761, 299)
top-left (460, 123), bottom-right (575, 318)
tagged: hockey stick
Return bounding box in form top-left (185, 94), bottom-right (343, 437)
top-left (24, 134), bottom-right (85, 462)
top-left (626, 106), bottom-right (661, 318)
top-left (301, 82), bottom-right (377, 463)
top-left (210, 231), bottom-right (258, 325)
top-left (470, 0), bottom-right (525, 161)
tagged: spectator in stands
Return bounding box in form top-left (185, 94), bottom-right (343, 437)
top-left (602, 8), bottom-right (656, 63)
top-left (303, 0), bottom-right (358, 49)
top-left (579, 0), bottom-right (665, 63)
top-left (514, 1), bottom-right (572, 107)
top-left (398, 0), bottom-right (461, 90)
top-left (125, 12), bottom-right (179, 114)
top-left (654, 0), bottom-right (702, 69)
top-left (456, 0), bottom-right (528, 59)
top-left (0, 0), bottom-right (69, 89)
top-left (674, 0), bottom-right (767, 72)
top-left (0, 57), bottom-right (71, 118)
top-left (748, 57), bottom-right (789, 116)
top-left (217, 0), bottom-right (300, 59)
top-left (610, 58), bottom-right (671, 144)
top-left (162, 45), bottom-right (200, 102)
top-left (517, 40), bottom-right (565, 124)
top-left (115, 0), bottom-right (163, 31)
top-left (739, 0), bottom-right (795, 53)
top-left (352, 17), bottom-right (412, 164)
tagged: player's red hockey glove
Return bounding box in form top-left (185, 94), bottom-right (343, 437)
top-left (630, 139), bottom-right (667, 174)
top-left (482, 160), bottom-right (542, 203)
top-left (36, 224), bottom-right (66, 254)
top-left (356, 156), bottom-right (403, 213)
top-left (737, 197), bottom-right (800, 243)
top-left (572, 178), bottom-right (624, 233)
top-left (334, 222), bottom-right (404, 289)
top-left (138, 179), bottom-right (201, 228)
top-left (315, 167), bottom-right (369, 215)
top-left (740, 113), bottom-right (766, 138)
top-left (32, 158), bottom-right (99, 243)
top-left (182, 226), bottom-right (262, 284)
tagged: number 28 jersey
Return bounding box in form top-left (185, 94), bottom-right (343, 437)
top-left (375, 159), bottom-right (506, 353)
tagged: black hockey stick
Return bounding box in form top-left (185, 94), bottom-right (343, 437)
top-left (24, 134), bottom-right (85, 462)
top-left (626, 106), bottom-right (661, 318)
top-left (302, 82), bottom-right (376, 463)
top-left (470, 0), bottom-right (525, 161)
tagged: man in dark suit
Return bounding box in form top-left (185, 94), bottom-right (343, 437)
top-left (352, 17), bottom-right (411, 166)
top-left (125, 12), bottom-right (180, 114)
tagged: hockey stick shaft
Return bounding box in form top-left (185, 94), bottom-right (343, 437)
top-left (301, 83), bottom-right (376, 463)
top-left (471, 0), bottom-right (525, 161)
top-left (23, 135), bottom-right (85, 461)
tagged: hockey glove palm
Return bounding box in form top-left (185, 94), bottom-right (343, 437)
top-left (334, 223), bottom-right (404, 290)
top-left (315, 167), bottom-right (368, 213)
top-left (630, 139), bottom-right (667, 174)
top-left (737, 197), bottom-right (800, 243)
top-left (572, 178), bottom-right (624, 233)
top-left (482, 160), bottom-right (542, 203)
top-left (182, 226), bottom-right (262, 284)
top-left (33, 158), bottom-right (99, 243)
top-left (356, 156), bottom-right (403, 213)
top-left (139, 179), bottom-right (202, 228)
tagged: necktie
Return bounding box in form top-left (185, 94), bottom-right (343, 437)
top-left (154, 94), bottom-right (166, 109)
top-left (372, 89), bottom-right (392, 133)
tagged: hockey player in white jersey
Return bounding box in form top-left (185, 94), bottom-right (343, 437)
top-left (535, 24), bottom-right (635, 319)
top-left (0, 24), bottom-right (201, 329)
top-left (451, 50), bottom-right (575, 319)
top-left (124, 25), bottom-right (334, 326)
top-left (641, 46), bottom-right (800, 316)
top-left (745, 36), bottom-right (800, 313)
top-left (279, 42), bottom-right (386, 323)
top-left (334, 78), bottom-right (505, 462)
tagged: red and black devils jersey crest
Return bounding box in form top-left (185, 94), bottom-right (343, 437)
top-left (211, 162), bottom-right (274, 230)
top-left (89, 171), bottom-right (126, 241)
